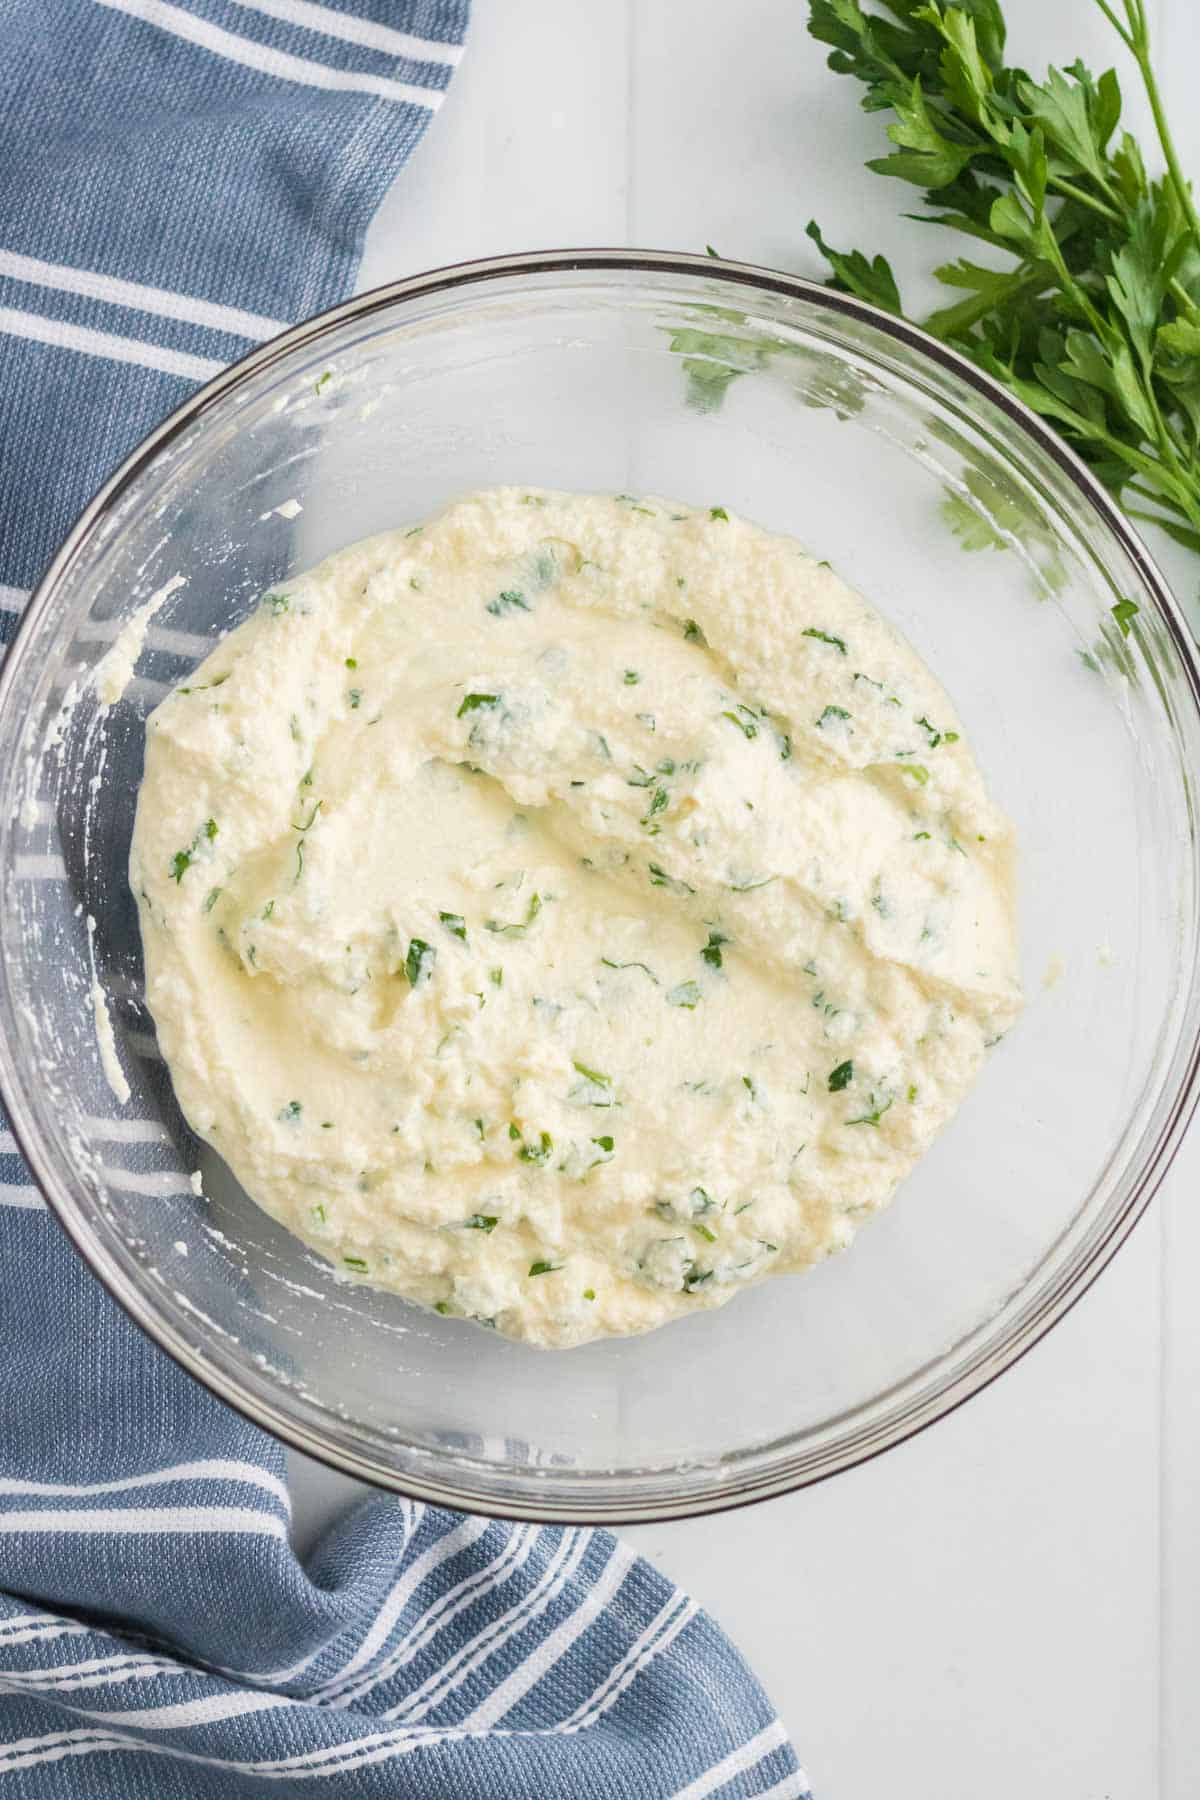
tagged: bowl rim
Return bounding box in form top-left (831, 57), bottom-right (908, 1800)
top-left (3, 245), bottom-right (1199, 1524)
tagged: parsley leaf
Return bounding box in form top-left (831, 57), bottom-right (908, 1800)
top-left (700, 928), bottom-right (730, 970)
top-left (806, 0), bottom-right (1200, 554)
top-left (457, 692), bottom-right (499, 717)
top-left (802, 626), bottom-right (847, 655)
top-left (828, 1059), bottom-right (854, 1092)
top-left (405, 938), bottom-right (436, 987)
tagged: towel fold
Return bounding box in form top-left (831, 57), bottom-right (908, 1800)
top-left (0, 2), bottom-right (807, 1794)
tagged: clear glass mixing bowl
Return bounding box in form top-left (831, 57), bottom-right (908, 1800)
top-left (2, 251), bottom-right (1198, 1523)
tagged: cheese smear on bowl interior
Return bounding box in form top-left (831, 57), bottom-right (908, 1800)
top-left (131, 488), bottom-right (1022, 1348)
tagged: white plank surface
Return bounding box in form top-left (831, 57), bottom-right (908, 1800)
top-left (286, 3), bottom-right (1200, 1794)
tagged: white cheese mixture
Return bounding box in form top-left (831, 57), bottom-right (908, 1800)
top-left (131, 488), bottom-right (1022, 1348)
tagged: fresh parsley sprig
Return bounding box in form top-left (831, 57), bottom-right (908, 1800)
top-left (806, 0), bottom-right (1200, 552)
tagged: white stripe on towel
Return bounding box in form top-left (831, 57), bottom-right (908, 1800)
top-left (0, 250), bottom-right (284, 341)
top-left (96, 0), bottom-right (445, 108)
top-left (461, 1541), bottom-right (636, 1729)
top-left (84, 1117), bottom-right (171, 1146)
top-left (671, 1721), bottom-right (791, 1798)
top-left (230, 0), bottom-right (463, 65)
top-left (13, 855), bottom-right (66, 880)
top-left (0, 1185), bottom-right (44, 1211)
top-left (0, 1459), bottom-right (289, 1511)
top-left (383, 1528), bottom-right (587, 1721)
top-left (0, 306), bottom-right (222, 380)
top-left (0, 1507), bottom-right (288, 1540)
top-left (99, 1166), bottom-right (198, 1198)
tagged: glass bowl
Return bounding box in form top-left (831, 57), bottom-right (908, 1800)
top-left (2, 251), bottom-right (1198, 1525)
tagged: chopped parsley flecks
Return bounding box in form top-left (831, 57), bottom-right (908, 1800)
top-left (262, 592), bottom-right (290, 616)
top-left (666, 979), bottom-right (702, 1009)
top-left (913, 830), bottom-right (932, 841)
top-left (405, 938), bottom-right (437, 987)
top-left (1112, 598), bottom-right (1139, 636)
top-left (170, 818), bottom-right (218, 884)
top-left (649, 862), bottom-right (696, 896)
top-left (623, 669), bottom-right (641, 685)
top-left (278, 1099), bottom-right (302, 1123)
top-left (683, 618), bottom-right (708, 646)
top-left (572, 1059), bottom-right (612, 1090)
top-left (802, 626), bottom-right (847, 655)
top-left (343, 1255), bottom-right (368, 1273)
top-left (486, 589), bottom-right (530, 617)
top-left (583, 1287), bottom-right (596, 1301)
top-left (517, 1131), bottom-right (553, 1166)
top-left (202, 886), bottom-right (222, 913)
top-left (641, 786), bottom-right (669, 830)
top-left (700, 928), bottom-right (729, 971)
top-left (485, 892), bottom-right (542, 937)
top-left (465, 1214), bottom-right (498, 1232)
top-left (310, 1204), bottom-right (326, 1226)
top-left (817, 705), bottom-right (851, 731)
top-left (721, 703), bottom-right (759, 739)
top-left (489, 966), bottom-right (504, 987)
top-left (438, 910), bottom-right (468, 944)
top-left (902, 763), bottom-right (930, 785)
top-left (457, 692), bottom-right (499, 718)
top-left (848, 1095), bottom-right (894, 1127)
top-left (726, 873), bottom-right (776, 893)
top-left (601, 957), bottom-right (660, 983)
top-left (828, 1060), bottom-right (854, 1092)
top-left (528, 1259), bottom-right (562, 1276)
top-left (709, 505), bottom-right (729, 521)
top-left (348, 688), bottom-right (363, 709)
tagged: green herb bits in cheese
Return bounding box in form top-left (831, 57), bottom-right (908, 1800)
top-left (131, 487), bottom-right (1022, 1348)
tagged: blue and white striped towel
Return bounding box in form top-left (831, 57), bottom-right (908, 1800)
top-left (0, 3), bottom-right (808, 1793)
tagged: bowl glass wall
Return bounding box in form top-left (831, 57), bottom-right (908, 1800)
top-left (2, 253), bottom-right (1198, 1522)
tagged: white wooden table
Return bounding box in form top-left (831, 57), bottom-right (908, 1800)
top-left (290, 4), bottom-right (1200, 1793)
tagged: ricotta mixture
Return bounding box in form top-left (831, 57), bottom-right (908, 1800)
top-left (131, 488), bottom-right (1022, 1348)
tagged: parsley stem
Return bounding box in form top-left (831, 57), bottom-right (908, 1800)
top-left (1121, 7), bottom-right (1200, 257)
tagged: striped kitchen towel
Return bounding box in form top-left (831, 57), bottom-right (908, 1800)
top-left (0, 3), bottom-right (807, 1794)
